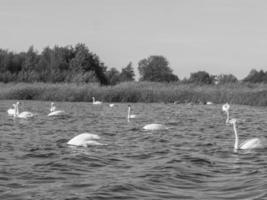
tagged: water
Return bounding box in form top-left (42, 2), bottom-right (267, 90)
top-left (0, 100), bottom-right (266, 200)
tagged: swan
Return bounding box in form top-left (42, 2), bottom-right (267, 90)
top-left (48, 102), bottom-right (66, 116)
top-left (206, 101), bottom-right (213, 105)
top-left (50, 102), bottom-right (56, 112)
top-left (229, 118), bottom-right (264, 150)
top-left (92, 97), bottom-right (102, 105)
top-left (127, 105), bottom-right (136, 121)
top-left (143, 123), bottom-right (168, 131)
top-left (67, 133), bottom-right (102, 147)
top-left (14, 102), bottom-right (34, 119)
top-left (222, 103), bottom-right (230, 124)
top-left (7, 104), bottom-right (16, 116)
top-left (109, 103), bottom-right (115, 107)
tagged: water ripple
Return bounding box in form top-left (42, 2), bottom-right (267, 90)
top-left (0, 101), bottom-right (266, 199)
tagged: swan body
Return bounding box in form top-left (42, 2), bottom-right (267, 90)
top-left (239, 138), bottom-right (263, 150)
top-left (7, 104), bottom-right (16, 116)
top-left (128, 114), bottom-right (136, 119)
top-left (206, 101), bottom-right (213, 105)
top-left (48, 102), bottom-right (66, 116)
top-left (127, 105), bottom-right (136, 121)
top-left (229, 118), bottom-right (264, 150)
top-left (222, 103), bottom-right (230, 124)
top-left (48, 110), bottom-right (66, 116)
top-left (14, 102), bottom-right (34, 119)
top-left (143, 123), bottom-right (168, 131)
top-left (16, 111), bottom-right (34, 118)
top-left (92, 97), bottom-right (102, 105)
top-left (67, 133), bottom-right (102, 147)
top-left (109, 104), bottom-right (115, 107)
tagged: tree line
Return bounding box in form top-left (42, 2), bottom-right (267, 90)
top-left (0, 43), bottom-right (266, 85)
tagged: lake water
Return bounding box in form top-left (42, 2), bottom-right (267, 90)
top-left (0, 100), bottom-right (266, 200)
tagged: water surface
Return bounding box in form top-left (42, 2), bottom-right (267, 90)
top-left (0, 101), bottom-right (266, 199)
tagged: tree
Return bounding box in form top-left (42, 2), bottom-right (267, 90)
top-left (0, 44), bottom-right (110, 84)
top-left (19, 46), bottom-right (40, 82)
top-left (106, 67), bottom-right (120, 85)
top-left (119, 62), bottom-right (135, 82)
top-left (215, 74), bottom-right (238, 84)
top-left (243, 69), bottom-right (267, 83)
top-left (69, 44), bottom-right (108, 85)
top-left (188, 71), bottom-right (214, 84)
top-left (138, 55), bottom-right (178, 82)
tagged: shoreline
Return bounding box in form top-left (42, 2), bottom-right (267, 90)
top-left (0, 82), bottom-right (266, 106)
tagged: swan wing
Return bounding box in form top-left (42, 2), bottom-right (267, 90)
top-left (130, 114), bottom-right (136, 118)
top-left (240, 138), bottom-right (263, 149)
top-left (143, 123), bottom-right (167, 130)
top-left (48, 110), bottom-right (66, 116)
top-left (67, 133), bottom-right (101, 146)
top-left (19, 111), bottom-right (34, 118)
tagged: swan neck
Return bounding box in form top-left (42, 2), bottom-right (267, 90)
top-left (15, 103), bottom-right (19, 116)
top-left (233, 123), bottom-right (239, 150)
top-left (226, 111), bottom-right (229, 123)
top-left (127, 107), bottom-right (130, 119)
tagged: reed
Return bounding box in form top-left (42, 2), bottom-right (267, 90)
top-left (0, 82), bottom-right (266, 106)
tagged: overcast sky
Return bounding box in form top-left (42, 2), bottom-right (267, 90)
top-left (1, 0), bottom-right (267, 79)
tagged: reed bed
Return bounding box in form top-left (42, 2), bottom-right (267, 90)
top-left (0, 82), bottom-right (266, 106)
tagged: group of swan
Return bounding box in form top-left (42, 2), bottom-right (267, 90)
top-left (7, 101), bottom-right (66, 118)
top-left (127, 105), bottom-right (167, 130)
top-left (68, 105), bottom-right (168, 147)
top-left (92, 97), bottom-right (117, 108)
top-left (7, 102), bottom-right (34, 119)
top-left (68, 103), bottom-right (265, 149)
top-left (222, 103), bottom-right (264, 151)
top-left (7, 100), bottom-right (264, 150)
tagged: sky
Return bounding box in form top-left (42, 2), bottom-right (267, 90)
top-left (1, 0), bottom-right (267, 79)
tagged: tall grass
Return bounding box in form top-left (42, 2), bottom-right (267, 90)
top-left (0, 82), bottom-right (266, 106)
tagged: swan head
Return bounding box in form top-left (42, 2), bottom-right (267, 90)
top-left (222, 103), bottom-right (230, 112)
top-left (229, 118), bottom-right (237, 125)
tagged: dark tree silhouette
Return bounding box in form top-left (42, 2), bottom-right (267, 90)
top-left (243, 69), bottom-right (267, 83)
top-left (188, 71), bottom-right (214, 84)
top-left (138, 55), bottom-right (178, 82)
top-left (0, 44), bottom-right (109, 85)
top-left (120, 62), bottom-right (135, 82)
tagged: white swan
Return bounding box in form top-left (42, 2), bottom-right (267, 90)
top-left (127, 105), bottom-right (136, 121)
top-left (7, 104), bottom-right (16, 116)
top-left (50, 102), bottom-right (56, 112)
top-left (229, 118), bottom-right (264, 150)
top-left (67, 133), bottom-right (102, 147)
top-left (14, 102), bottom-right (34, 119)
top-left (109, 103), bottom-right (115, 107)
top-left (48, 102), bottom-right (66, 116)
top-left (206, 101), bottom-right (213, 105)
top-left (222, 103), bottom-right (230, 124)
top-left (92, 97), bottom-right (102, 105)
top-left (143, 123), bottom-right (168, 131)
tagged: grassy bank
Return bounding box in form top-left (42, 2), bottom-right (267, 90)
top-left (0, 82), bottom-right (267, 106)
